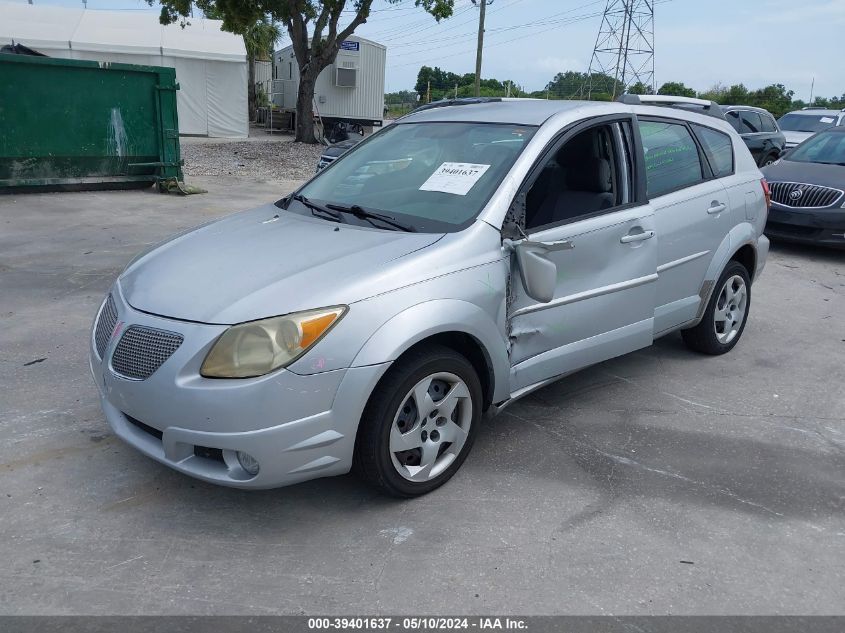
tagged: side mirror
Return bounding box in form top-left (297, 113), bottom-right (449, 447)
top-left (512, 241), bottom-right (558, 303)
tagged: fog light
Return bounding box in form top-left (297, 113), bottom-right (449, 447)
top-left (236, 451), bottom-right (260, 476)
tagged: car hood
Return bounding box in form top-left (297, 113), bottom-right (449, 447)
top-left (782, 130), bottom-right (814, 146)
top-left (762, 159), bottom-right (845, 191)
top-left (120, 204), bottom-right (444, 324)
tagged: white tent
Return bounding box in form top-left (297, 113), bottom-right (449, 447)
top-left (0, 2), bottom-right (248, 137)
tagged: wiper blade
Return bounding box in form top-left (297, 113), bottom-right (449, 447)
top-left (292, 194), bottom-right (344, 223)
top-left (326, 203), bottom-right (416, 232)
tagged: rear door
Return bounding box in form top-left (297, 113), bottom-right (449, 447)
top-left (507, 116), bottom-right (658, 394)
top-left (637, 118), bottom-right (734, 334)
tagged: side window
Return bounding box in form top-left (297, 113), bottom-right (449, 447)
top-left (524, 123), bottom-right (625, 230)
top-left (760, 114), bottom-right (777, 133)
top-left (740, 110), bottom-right (763, 134)
top-left (725, 111), bottom-right (742, 132)
top-left (692, 124), bottom-right (734, 178)
top-left (638, 120), bottom-right (704, 198)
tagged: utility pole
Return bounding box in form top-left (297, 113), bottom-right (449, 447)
top-left (809, 77), bottom-right (815, 105)
top-left (471, 0), bottom-right (491, 98)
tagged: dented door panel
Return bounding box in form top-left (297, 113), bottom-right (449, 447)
top-left (508, 206), bottom-right (658, 394)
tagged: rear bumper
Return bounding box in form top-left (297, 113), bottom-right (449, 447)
top-left (766, 204), bottom-right (845, 248)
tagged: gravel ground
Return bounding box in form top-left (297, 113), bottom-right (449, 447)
top-left (182, 136), bottom-right (324, 181)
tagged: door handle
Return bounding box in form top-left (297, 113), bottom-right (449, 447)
top-left (620, 230), bottom-right (655, 244)
top-left (707, 202), bottom-right (727, 215)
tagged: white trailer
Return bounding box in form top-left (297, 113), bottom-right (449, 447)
top-left (272, 35), bottom-right (386, 132)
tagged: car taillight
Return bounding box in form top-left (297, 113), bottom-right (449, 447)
top-left (761, 178), bottom-right (771, 210)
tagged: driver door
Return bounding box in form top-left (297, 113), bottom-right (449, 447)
top-left (508, 117), bottom-right (658, 394)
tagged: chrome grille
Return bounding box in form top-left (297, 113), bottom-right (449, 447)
top-left (111, 326), bottom-right (183, 380)
top-left (94, 294), bottom-right (118, 359)
top-left (769, 181), bottom-right (843, 208)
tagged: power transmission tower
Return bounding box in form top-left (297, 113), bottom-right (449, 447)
top-left (471, 0), bottom-right (492, 98)
top-left (584, 0), bottom-right (655, 100)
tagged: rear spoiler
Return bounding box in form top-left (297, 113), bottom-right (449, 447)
top-left (618, 94), bottom-right (726, 120)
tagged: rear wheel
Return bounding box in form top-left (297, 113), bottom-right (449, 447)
top-left (682, 261), bottom-right (751, 355)
top-left (354, 345), bottom-right (482, 497)
top-left (759, 152), bottom-right (779, 167)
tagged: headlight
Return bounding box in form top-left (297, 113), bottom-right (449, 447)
top-left (200, 306), bottom-right (346, 378)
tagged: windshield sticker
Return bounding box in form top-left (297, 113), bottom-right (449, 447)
top-left (820, 117), bottom-right (835, 124)
top-left (419, 162), bottom-right (491, 196)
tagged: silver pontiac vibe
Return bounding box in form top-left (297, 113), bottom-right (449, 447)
top-left (91, 97), bottom-right (770, 497)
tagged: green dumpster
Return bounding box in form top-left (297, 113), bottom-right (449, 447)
top-left (0, 54), bottom-right (183, 192)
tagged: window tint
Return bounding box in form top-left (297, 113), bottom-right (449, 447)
top-left (725, 110), bottom-right (742, 132)
top-left (638, 120), bottom-right (704, 197)
top-left (740, 111), bottom-right (763, 134)
top-left (760, 114), bottom-right (777, 133)
top-left (692, 124), bottom-right (734, 177)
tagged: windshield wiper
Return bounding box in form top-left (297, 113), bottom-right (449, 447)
top-left (291, 194), bottom-right (344, 223)
top-left (326, 203), bottom-right (416, 232)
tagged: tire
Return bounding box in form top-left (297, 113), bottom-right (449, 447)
top-left (354, 345), bottom-right (482, 497)
top-left (682, 261), bottom-right (751, 355)
top-left (759, 152), bottom-right (778, 167)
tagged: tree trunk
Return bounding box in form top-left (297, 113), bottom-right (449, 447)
top-left (295, 71), bottom-right (318, 144)
top-left (247, 53), bottom-right (256, 123)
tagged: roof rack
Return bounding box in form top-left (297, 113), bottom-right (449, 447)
top-left (618, 94), bottom-right (726, 120)
top-left (407, 97), bottom-right (503, 115)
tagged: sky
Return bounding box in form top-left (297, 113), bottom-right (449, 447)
top-left (6, 0), bottom-right (845, 100)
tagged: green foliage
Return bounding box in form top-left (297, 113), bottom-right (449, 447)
top-left (697, 82), bottom-right (798, 117)
top-left (414, 65), bottom-right (524, 101)
top-left (658, 81), bottom-right (696, 98)
top-left (627, 81), bottom-right (652, 95)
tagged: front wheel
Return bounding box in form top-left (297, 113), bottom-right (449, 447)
top-left (682, 261), bottom-right (751, 355)
top-left (354, 345), bottom-right (482, 497)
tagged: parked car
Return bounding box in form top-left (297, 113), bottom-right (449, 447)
top-left (90, 95), bottom-right (770, 497)
top-left (761, 126), bottom-right (845, 248)
top-left (721, 105), bottom-right (786, 167)
top-left (316, 138), bottom-right (361, 172)
top-left (778, 108), bottom-right (845, 149)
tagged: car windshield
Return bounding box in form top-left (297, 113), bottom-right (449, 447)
top-left (292, 122), bottom-right (536, 232)
top-left (778, 113), bottom-right (838, 133)
top-left (787, 131), bottom-right (845, 165)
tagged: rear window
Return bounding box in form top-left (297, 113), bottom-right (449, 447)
top-left (639, 120), bottom-right (704, 197)
top-left (692, 124), bottom-right (734, 177)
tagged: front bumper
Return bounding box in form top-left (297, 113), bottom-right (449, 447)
top-left (766, 203), bottom-right (845, 248)
top-left (90, 284), bottom-right (388, 489)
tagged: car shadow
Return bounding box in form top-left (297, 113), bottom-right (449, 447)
top-left (768, 239), bottom-right (845, 262)
top-left (473, 355), bottom-right (844, 524)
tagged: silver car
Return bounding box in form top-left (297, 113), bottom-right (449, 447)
top-left (90, 96), bottom-right (770, 497)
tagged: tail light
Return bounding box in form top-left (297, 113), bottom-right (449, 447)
top-left (761, 178), bottom-right (771, 210)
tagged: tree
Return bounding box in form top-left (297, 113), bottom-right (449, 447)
top-left (657, 81), bottom-right (695, 98)
top-left (627, 81), bottom-right (652, 95)
top-left (150, 1), bottom-right (455, 143)
top-left (242, 17), bottom-right (281, 121)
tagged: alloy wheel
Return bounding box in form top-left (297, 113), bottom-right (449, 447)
top-left (713, 274), bottom-right (748, 345)
top-left (389, 371), bottom-right (473, 482)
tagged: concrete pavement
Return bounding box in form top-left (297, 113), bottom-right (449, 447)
top-left (0, 178), bottom-right (842, 614)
